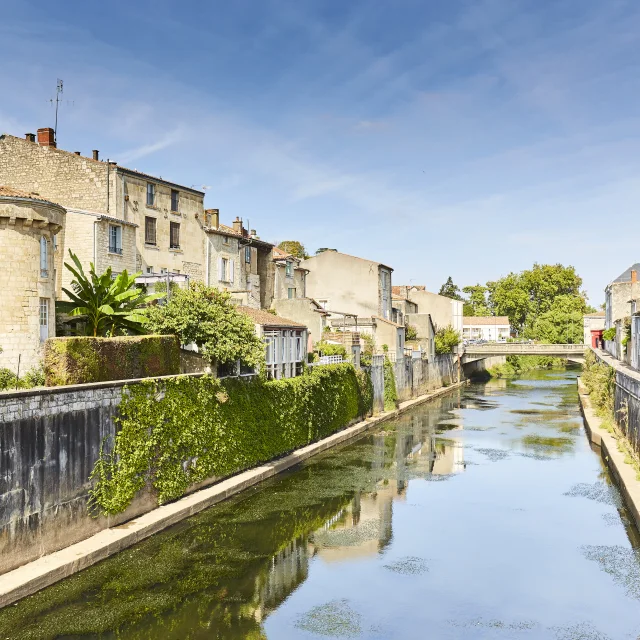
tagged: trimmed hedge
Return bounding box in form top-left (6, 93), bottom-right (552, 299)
top-left (44, 336), bottom-right (180, 386)
top-left (89, 363), bottom-right (374, 515)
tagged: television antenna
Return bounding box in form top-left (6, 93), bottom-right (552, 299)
top-left (49, 79), bottom-right (73, 144)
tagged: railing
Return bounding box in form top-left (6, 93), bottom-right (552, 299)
top-left (465, 343), bottom-right (586, 355)
top-left (310, 355), bottom-right (344, 366)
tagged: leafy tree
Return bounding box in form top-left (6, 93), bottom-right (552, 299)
top-left (438, 276), bottom-right (463, 301)
top-left (59, 250), bottom-right (160, 337)
top-left (487, 264), bottom-right (584, 335)
top-left (144, 282), bottom-right (265, 368)
top-left (278, 240), bottom-right (308, 260)
top-left (434, 325), bottom-right (461, 354)
top-left (462, 284), bottom-right (490, 316)
top-left (528, 295), bottom-right (586, 344)
top-left (405, 324), bottom-right (418, 341)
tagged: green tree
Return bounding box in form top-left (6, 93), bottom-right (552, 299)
top-left (434, 325), bottom-right (461, 354)
top-left (278, 240), bottom-right (308, 259)
top-left (144, 282), bottom-right (265, 368)
top-left (438, 276), bottom-right (463, 301)
top-left (528, 294), bottom-right (586, 344)
top-left (486, 264), bottom-right (584, 335)
top-left (462, 284), bottom-right (490, 316)
top-left (59, 250), bottom-right (160, 337)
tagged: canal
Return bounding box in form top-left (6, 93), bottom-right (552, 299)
top-left (2, 370), bottom-right (640, 639)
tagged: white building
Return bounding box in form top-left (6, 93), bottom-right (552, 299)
top-left (463, 316), bottom-right (510, 342)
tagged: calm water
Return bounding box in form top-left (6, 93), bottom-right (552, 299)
top-left (2, 370), bottom-right (640, 639)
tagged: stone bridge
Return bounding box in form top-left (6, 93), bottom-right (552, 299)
top-left (463, 343), bottom-right (586, 364)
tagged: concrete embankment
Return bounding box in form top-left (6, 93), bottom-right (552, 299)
top-left (0, 379), bottom-right (468, 609)
top-left (578, 378), bottom-right (640, 534)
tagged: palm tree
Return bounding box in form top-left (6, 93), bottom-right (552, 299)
top-left (59, 250), bottom-right (162, 337)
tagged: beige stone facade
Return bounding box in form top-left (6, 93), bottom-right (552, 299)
top-left (270, 247), bottom-right (307, 304)
top-left (301, 250), bottom-right (393, 320)
top-left (0, 188), bottom-right (65, 373)
top-left (0, 131), bottom-right (206, 296)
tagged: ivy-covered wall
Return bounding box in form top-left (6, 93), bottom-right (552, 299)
top-left (90, 364), bottom-right (374, 515)
top-left (44, 336), bottom-right (180, 386)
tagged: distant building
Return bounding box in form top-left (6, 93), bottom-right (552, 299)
top-left (604, 264), bottom-right (640, 359)
top-left (583, 311), bottom-right (605, 347)
top-left (0, 187), bottom-right (65, 373)
top-left (462, 316), bottom-right (510, 342)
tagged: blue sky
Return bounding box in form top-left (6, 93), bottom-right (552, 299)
top-left (2, 0), bottom-right (640, 304)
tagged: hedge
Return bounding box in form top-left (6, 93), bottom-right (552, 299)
top-left (44, 335), bottom-right (180, 386)
top-left (89, 363), bottom-right (374, 515)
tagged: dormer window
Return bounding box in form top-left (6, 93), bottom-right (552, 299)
top-left (285, 261), bottom-right (293, 278)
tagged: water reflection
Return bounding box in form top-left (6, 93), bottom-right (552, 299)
top-left (2, 374), bottom-right (640, 639)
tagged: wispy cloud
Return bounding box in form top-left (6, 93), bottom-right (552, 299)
top-left (116, 126), bottom-right (187, 164)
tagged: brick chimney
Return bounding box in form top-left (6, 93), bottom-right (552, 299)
top-left (632, 270), bottom-right (637, 284)
top-left (37, 128), bottom-right (56, 148)
top-left (232, 216), bottom-right (244, 235)
top-left (92, 150), bottom-right (99, 161)
top-left (25, 133), bottom-right (35, 143)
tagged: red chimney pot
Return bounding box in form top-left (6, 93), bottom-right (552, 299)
top-left (37, 128), bottom-right (56, 148)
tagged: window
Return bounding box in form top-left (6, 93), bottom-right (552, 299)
top-left (146, 183), bottom-right (155, 206)
top-left (146, 266), bottom-right (153, 274)
top-left (288, 287), bottom-right (296, 299)
top-left (171, 189), bottom-right (179, 212)
top-left (285, 261), bottom-right (293, 278)
top-left (223, 235), bottom-right (230, 245)
top-left (318, 299), bottom-right (328, 309)
top-left (170, 222), bottom-right (180, 249)
top-left (218, 257), bottom-right (235, 283)
top-left (40, 237), bottom-right (48, 278)
top-left (52, 234), bottom-right (58, 251)
top-left (160, 268), bottom-right (168, 275)
top-left (145, 216), bottom-right (157, 245)
top-left (109, 224), bottom-right (122, 254)
top-left (245, 246), bottom-right (251, 263)
top-left (39, 298), bottom-right (49, 341)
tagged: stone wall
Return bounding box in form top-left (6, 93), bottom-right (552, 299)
top-left (0, 197), bottom-right (64, 373)
top-left (393, 354), bottom-right (457, 401)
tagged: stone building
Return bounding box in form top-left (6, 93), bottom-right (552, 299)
top-left (604, 264), bottom-right (640, 358)
top-left (268, 247), bottom-right (307, 303)
top-left (462, 316), bottom-right (511, 342)
top-left (583, 311), bottom-right (605, 347)
top-left (0, 187), bottom-right (65, 373)
top-left (0, 129), bottom-right (206, 296)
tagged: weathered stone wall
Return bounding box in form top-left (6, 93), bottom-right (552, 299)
top-left (393, 355), bottom-right (457, 401)
top-left (0, 198), bottom-right (64, 373)
top-left (206, 231), bottom-right (242, 291)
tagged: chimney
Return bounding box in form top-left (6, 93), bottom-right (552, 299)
top-left (205, 208), bottom-right (219, 229)
top-left (250, 229), bottom-right (256, 237)
top-left (632, 270), bottom-right (637, 284)
top-left (25, 133), bottom-right (36, 143)
top-left (232, 216), bottom-right (243, 234)
top-left (74, 151), bottom-right (80, 155)
top-left (37, 127), bottom-right (56, 148)
top-left (92, 150), bottom-right (99, 161)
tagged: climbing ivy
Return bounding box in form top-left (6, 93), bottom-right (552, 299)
top-left (89, 364), bottom-right (373, 516)
top-left (383, 358), bottom-right (397, 411)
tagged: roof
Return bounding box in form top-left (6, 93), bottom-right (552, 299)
top-left (393, 285), bottom-right (426, 296)
top-left (303, 249), bottom-right (393, 272)
top-left (0, 185), bottom-right (64, 209)
top-left (584, 311), bottom-right (605, 317)
top-left (272, 246), bottom-right (301, 261)
top-left (2, 134), bottom-right (204, 196)
top-left (463, 316), bottom-right (510, 326)
top-left (237, 306), bottom-right (306, 328)
top-left (612, 263), bottom-right (640, 284)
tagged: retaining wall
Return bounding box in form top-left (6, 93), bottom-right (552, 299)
top-left (393, 354), bottom-right (457, 401)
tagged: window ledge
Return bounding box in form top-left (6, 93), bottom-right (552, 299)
top-left (169, 248), bottom-right (183, 253)
top-left (107, 251), bottom-right (124, 257)
top-left (146, 205), bottom-right (159, 211)
top-left (170, 210), bottom-right (181, 216)
top-left (144, 243), bottom-right (159, 250)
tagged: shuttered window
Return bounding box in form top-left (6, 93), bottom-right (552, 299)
top-left (145, 217), bottom-right (156, 245)
top-left (170, 222), bottom-right (180, 249)
top-left (40, 237), bottom-right (48, 278)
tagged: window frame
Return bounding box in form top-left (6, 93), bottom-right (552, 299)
top-left (39, 298), bottom-right (49, 341)
top-left (108, 224), bottom-right (123, 254)
top-left (285, 261), bottom-right (293, 278)
top-left (245, 246), bottom-right (251, 263)
top-left (146, 182), bottom-right (156, 207)
top-left (145, 216), bottom-right (157, 245)
top-left (169, 221), bottom-right (180, 250)
top-left (40, 236), bottom-right (48, 278)
top-left (170, 189), bottom-right (179, 213)
top-left (288, 287), bottom-right (296, 299)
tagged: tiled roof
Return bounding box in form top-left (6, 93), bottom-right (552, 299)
top-left (272, 246), bottom-right (301, 262)
top-left (238, 306), bottom-right (306, 328)
top-left (304, 250), bottom-right (393, 271)
top-left (463, 316), bottom-right (510, 326)
top-left (584, 311), bottom-right (605, 317)
top-left (393, 285), bottom-right (426, 295)
top-left (0, 185), bottom-right (62, 208)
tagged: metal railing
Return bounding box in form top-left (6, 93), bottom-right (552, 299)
top-left (465, 343), bottom-right (586, 355)
top-left (309, 355), bottom-right (344, 366)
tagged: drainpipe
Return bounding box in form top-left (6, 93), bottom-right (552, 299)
top-left (121, 172), bottom-right (126, 222)
top-left (205, 236), bottom-right (210, 285)
top-left (93, 219), bottom-right (99, 267)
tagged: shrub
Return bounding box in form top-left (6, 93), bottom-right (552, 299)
top-left (89, 363), bottom-right (373, 515)
top-left (383, 358), bottom-right (397, 411)
top-left (602, 327), bottom-right (617, 342)
top-left (582, 350), bottom-right (615, 416)
top-left (45, 336), bottom-right (180, 386)
top-left (435, 325), bottom-right (461, 355)
top-left (315, 341), bottom-right (347, 358)
top-left (405, 324), bottom-right (418, 341)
